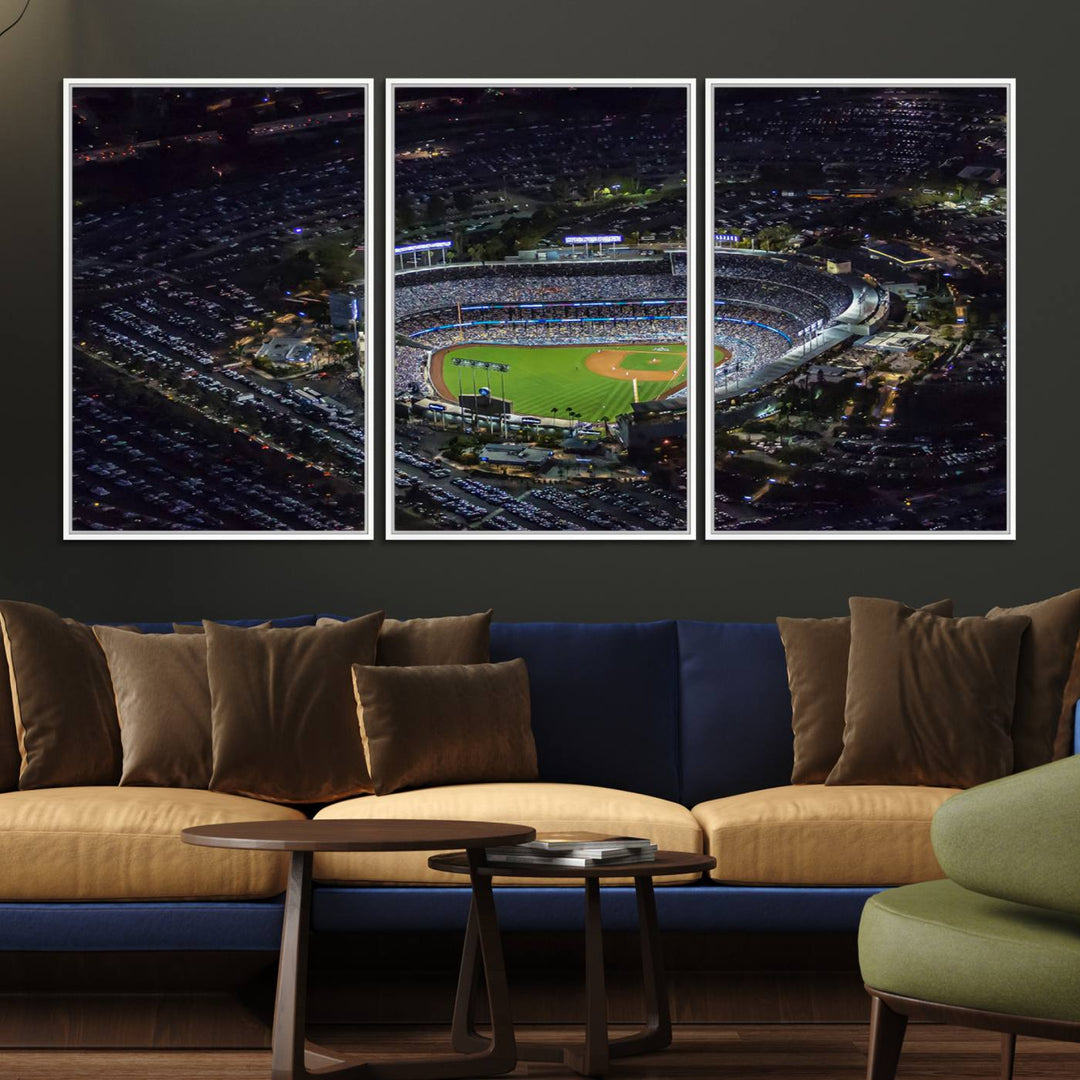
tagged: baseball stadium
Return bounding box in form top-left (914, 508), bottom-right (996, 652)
top-left (394, 258), bottom-right (690, 427)
top-left (393, 252), bottom-right (873, 427)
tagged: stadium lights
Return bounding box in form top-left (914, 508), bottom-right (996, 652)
top-left (563, 234), bottom-right (622, 245)
top-left (393, 240), bottom-right (452, 254)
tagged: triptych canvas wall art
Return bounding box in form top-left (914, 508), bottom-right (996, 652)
top-left (706, 82), bottom-right (1012, 539)
top-left (65, 80), bottom-right (374, 539)
top-left (387, 79), bottom-right (695, 539)
top-left (63, 78), bottom-right (1012, 541)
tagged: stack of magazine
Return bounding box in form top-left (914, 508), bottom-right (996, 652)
top-left (485, 832), bottom-right (657, 868)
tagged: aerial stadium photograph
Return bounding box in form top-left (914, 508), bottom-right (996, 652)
top-left (65, 80), bottom-right (372, 538)
top-left (707, 81), bottom-right (1012, 539)
top-left (388, 80), bottom-right (694, 538)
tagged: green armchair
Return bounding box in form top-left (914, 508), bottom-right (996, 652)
top-left (859, 755), bottom-right (1080, 1080)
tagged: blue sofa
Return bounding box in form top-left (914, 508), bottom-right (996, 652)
top-left (3, 616), bottom-right (1071, 954)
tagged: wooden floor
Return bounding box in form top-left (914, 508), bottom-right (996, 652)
top-left (2, 1024), bottom-right (1080, 1079)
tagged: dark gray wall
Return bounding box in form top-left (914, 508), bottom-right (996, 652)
top-left (0, 0), bottom-right (1072, 622)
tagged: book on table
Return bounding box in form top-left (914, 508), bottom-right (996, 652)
top-left (483, 832), bottom-right (657, 867)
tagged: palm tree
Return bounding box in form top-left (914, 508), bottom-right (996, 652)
top-left (599, 414), bottom-right (611, 439)
top-left (551, 406), bottom-right (559, 427)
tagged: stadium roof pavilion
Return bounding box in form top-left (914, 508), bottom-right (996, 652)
top-left (862, 240), bottom-right (935, 266)
top-left (256, 337), bottom-right (316, 364)
top-left (480, 445), bottom-right (553, 466)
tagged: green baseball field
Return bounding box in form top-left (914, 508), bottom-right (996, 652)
top-left (430, 342), bottom-right (727, 423)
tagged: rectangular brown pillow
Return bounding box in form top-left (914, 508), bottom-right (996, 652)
top-left (317, 611), bottom-right (492, 666)
top-left (778, 599), bottom-right (953, 784)
top-left (0, 601), bottom-right (121, 788)
top-left (0, 646), bottom-right (19, 792)
top-left (987, 589), bottom-right (1080, 772)
top-left (207, 613), bottom-right (383, 804)
top-left (352, 659), bottom-right (537, 796)
top-left (93, 625), bottom-right (213, 788)
top-left (172, 621), bottom-right (271, 634)
top-left (827, 597), bottom-right (1029, 789)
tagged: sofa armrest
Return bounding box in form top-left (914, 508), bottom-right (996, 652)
top-left (931, 756), bottom-right (1080, 917)
top-left (1074, 699), bottom-right (1080, 756)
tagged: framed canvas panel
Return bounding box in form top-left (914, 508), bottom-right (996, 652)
top-left (386, 79), bottom-right (695, 540)
top-left (706, 79), bottom-right (1014, 540)
top-left (64, 79), bottom-right (374, 539)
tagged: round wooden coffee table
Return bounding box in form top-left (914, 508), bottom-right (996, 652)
top-left (429, 849), bottom-right (716, 1078)
top-left (183, 819), bottom-right (535, 1080)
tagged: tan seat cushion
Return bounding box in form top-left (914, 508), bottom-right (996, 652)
top-left (313, 782), bottom-right (703, 886)
top-left (693, 784), bottom-right (959, 886)
top-left (0, 787), bottom-right (306, 900)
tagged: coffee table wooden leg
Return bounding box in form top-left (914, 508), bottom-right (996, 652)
top-left (609, 875), bottom-right (671, 1058)
top-left (465, 851), bottom-right (517, 1073)
top-left (562, 877), bottom-right (609, 1077)
top-left (272, 849), bottom-right (514, 1080)
top-left (271, 854), bottom-right (353, 1079)
top-left (272, 850), bottom-right (317, 1080)
top-left (450, 898), bottom-right (487, 1054)
top-left (393, 855), bottom-right (516, 1076)
top-left (519, 876), bottom-right (671, 1076)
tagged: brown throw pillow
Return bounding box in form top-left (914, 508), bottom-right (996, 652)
top-left (207, 613), bottom-right (384, 803)
top-left (93, 626), bottom-right (213, 788)
top-left (827, 598), bottom-right (1029, 789)
top-left (352, 659), bottom-right (537, 796)
top-left (0, 601), bottom-right (121, 789)
top-left (778, 599), bottom-right (954, 784)
top-left (0, 646), bottom-right (19, 792)
top-left (172, 621), bottom-right (271, 634)
top-left (987, 590), bottom-right (1080, 772)
top-left (317, 611), bottom-right (492, 666)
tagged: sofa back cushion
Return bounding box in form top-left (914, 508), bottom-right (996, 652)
top-left (490, 620), bottom-right (679, 801)
top-left (677, 621), bottom-right (795, 807)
